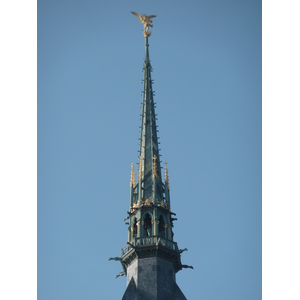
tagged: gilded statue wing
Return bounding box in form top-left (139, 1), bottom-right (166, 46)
top-left (147, 15), bottom-right (156, 19)
top-left (131, 11), bottom-right (142, 21)
top-left (131, 12), bottom-right (156, 22)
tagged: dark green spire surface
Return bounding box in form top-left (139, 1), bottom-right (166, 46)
top-left (138, 37), bottom-right (163, 201)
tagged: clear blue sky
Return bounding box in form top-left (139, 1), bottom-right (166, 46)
top-left (38, 1), bottom-right (261, 299)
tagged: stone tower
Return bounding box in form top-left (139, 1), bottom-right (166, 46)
top-left (110, 13), bottom-right (192, 300)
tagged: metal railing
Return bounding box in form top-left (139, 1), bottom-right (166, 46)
top-left (122, 236), bottom-right (178, 256)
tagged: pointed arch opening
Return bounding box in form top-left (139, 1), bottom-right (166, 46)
top-left (133, 217), bottom-right (137, 238)
top-left (158, 215), bottom-right (166, 238)
top-left (143, 213), bottom-right (152, 237)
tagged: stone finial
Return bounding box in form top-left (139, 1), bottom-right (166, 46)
top-left (164, 161), bottom-right (169, 184)
top-left (153, 155), bottom-right (157, 178)
top-left (130, 163), bottom-right (136, 187)
top-left (138, 156), bottom-right (142, 180)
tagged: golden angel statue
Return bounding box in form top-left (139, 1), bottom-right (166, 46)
top-left (131, 12), bottom-right (156, 37)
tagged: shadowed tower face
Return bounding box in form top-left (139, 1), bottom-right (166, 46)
top-left (112, 13), bottom-right (190, 300)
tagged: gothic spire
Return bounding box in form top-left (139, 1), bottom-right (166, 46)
top-left (109, 15), bottom-right (191, 299)
top-left (138, 36), bottom-right (163, 201)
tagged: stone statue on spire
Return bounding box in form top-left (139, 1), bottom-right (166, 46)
top-left (131, 11), bottom-right (156, 37)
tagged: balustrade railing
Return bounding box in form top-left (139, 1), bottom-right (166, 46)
top-left (121, 236), bottom-right (178, 256)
